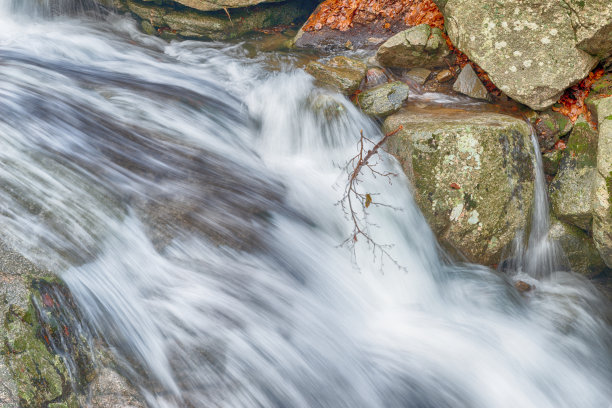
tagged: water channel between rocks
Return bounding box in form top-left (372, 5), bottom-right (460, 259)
top-left (0, 2), bottom-right (611, 407)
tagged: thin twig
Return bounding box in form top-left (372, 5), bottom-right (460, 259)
top-left (338, 125), bottom-right (404, 270)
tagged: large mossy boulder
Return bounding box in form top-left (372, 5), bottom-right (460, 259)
top-left (591, 96), bottom-right (612, 268)
top-left (376, 24), bottom-right (451, 69)
top-left (549, 117), bottom-right (599, 231)
top-left (442, 0), bottom-right (612, 110)
top-left (124, 0), bottom-right (313, 40)
top-left (549, 218), bottom-right (609, 278)
top-left (383, 108), bottom-right (534, 265)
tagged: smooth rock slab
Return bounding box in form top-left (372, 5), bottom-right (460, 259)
top-left (383, 107), bottom-right (534, 265)
top-left (444, 0), bottom-right (599, 110)
top-left (356, 81), bottom-right (410, 117)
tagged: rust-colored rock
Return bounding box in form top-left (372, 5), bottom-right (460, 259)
top-left (514, 280), bottom-right (533, 292)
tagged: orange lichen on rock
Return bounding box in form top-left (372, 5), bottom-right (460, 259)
top-left (553, 68), bottom-right (604, 124)
top-left (302, 0), bottom-right (443, 32)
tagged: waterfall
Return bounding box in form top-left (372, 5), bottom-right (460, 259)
top-left (0, 4), bottom-right (610, 407)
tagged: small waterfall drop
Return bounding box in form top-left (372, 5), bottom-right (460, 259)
top-left (0, 3), bottom-right (609, 408)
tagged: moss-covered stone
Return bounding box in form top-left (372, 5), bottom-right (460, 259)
top-left (542, 149), bottom-right (563, 176)
top-left (2, 292), bottom-right (69, 407)
top-left (549, 116), bottom-right (598, 231)
top-left (534, 109), bottom-right (573, 150)
top-left (0, 271), bottom-right (101, 408)
top-left (383, 107), bottom-right (534, 265)
top-left (356, 81), bottom-right (410, 117)
top-left (305, 56), bottom-right (367, 95)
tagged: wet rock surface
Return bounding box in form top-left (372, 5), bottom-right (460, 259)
top-left (0, 246), bottom-right (145, 408)
top-left (305, 56), bottom-right (367, 95)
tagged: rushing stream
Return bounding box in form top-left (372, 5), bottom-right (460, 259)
top-left (1, 1), bottom-right (611, 407)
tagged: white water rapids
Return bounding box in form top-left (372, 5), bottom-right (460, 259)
top-left (0, 2), bottom-right (611, 407)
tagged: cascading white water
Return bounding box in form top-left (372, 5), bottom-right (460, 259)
top-left (0, 2), bottom-right (611, 407)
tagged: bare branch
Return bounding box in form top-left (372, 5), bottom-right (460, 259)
top-left (338, 125), bottom-right (404, 271)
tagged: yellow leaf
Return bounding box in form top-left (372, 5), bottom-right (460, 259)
top-left (365, 193), bottom-right (372, 208)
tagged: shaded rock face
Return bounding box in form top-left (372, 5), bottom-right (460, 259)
top-left (534, 109), bottom-right (573, 151)
top-left (123, 0), bottom-right (313, 40)
top-left (444, 0), bottom-right (603, 110)
top-left (383, 108), bottom-right (534, 265)
top-left (452, 64), bottom-right (489, 100)
top-left (549, 218), bottom-right (609, 278)
top-left (356, 81), bottom-right (409, 117)
top-left (591, 96), bottom-right (612, 268)
top-left (304, 56), bottom-right (367, 95)
top-left (376, 24), bottom-right (451, 69)
top-left (549, 118), bottom-right (598, 231)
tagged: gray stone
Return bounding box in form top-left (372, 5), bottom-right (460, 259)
top-left (356, 81), bottom-right (410, 117)
top-left (82, 366), bottom-right (145, 408)
top-left (452, 64), bottom-right (489, 100)
top-left (549, 117), bottom-right (598, 231)
top-left (443, 0), bottom-right (601, 110)
top-left (383, 108), bottom-right (534, 265)
top-left (376, 24), bottom-right (451, 69)
top-left (405, 68), bottom-right (431, 85)
top-left (549, 218), bottom-right (609, 278)
top-left (305, 56), bottom-right (367, 95)
top-left (591, 96), bottom-right (612, 268)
